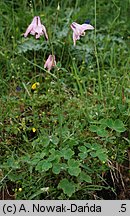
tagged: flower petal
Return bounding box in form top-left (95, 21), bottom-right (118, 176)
top-left (42, 25), bottom-right (48, 40)
top-left (81, 24), bottom-right (94, 30)
top-left (24, 16), bottom-right (37, 37)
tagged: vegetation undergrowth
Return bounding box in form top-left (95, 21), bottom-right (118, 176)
top-left (0, 0), bottom-right (130, 200)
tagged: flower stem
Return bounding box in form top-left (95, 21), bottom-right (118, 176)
top-left (94, 0), bottom-right (103, 99)
top-left (56, 68), bottom-right (63, 145)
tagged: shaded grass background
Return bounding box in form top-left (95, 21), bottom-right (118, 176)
top-left (0, 0), bottom-right (130, 199)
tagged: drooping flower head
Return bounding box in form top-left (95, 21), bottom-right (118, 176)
top-left (70, 21), bottom-right (94, 46)
top-left (44, 55), bottom-right (56, 71)
top-left (24, 16), bottom-right (48, 40)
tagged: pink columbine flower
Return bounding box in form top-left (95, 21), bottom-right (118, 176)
top-left (24, 16), bottom-right (48, 40)
top-left (70, 22), bottom-right (94, 46)
top-left (44, 55), bottom-right (56, 71)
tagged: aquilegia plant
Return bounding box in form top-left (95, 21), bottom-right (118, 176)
top-left (22, 15), bottom-right (95, 198)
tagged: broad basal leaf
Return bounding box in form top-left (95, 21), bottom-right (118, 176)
top-left (68, 159), bottom-right (81, 176)
top-left (58, 178), bottom-right (75, 197)
top-left (35, 160), bottom-right (52, 172)
top-left (79, 171), bottom-right (92, 183)
top-left (52, 163), bottom-right (61, 174)
top-left (61, 148), bottom-right (74, 160)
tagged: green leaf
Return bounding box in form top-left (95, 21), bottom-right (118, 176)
top-left (78, 152), bottom-right (88, 159)
top-left (48, 149), bottom-right (61, 162)
top-left (90, 152), bottom-right (97, 158)
top-left (68, 159), bottom-right (80, 167)
top-left (78, 146), bottom-right (88, 159)
top-left (96, 149), bottom-right (108, 162)
top-left (20, 155), bottom-right (30, 162)
top-left (31, 158), bottom-right (40, 165)
top-left (106, 119), bottom-right (126, 132)
top-left (79, 172), bottom-right (92, 183)
top-left (61, 67), bottom-right (68, 72)
top-left (113, 119), bottom-right (126, 132)
top-left (106, 119), bottom-right (114, 128)
top-left (60, 163), bottom-right (68, 170)
top-left (100, 123), bottom-right (107, 129)
top-left (31, 152), bottom-right (46, 165)
top-left (99, 119), bottom-right (107, 127)
top-left (68, 166), bottom-right (81, 177)
top-left (97, 128), bottom-right (108, 137)
top-left (85, 143), bottom-right (92, 149)
top-left (68, 139), bottom-right (79, 146)
top-left (68, 159), bottom-right (81, 176)
top-left (91, 143), bottom-right (101, 150)
top-left (42, 136), bottom-right (50, 146)
top-left (7, 158), bottom-right (20, 169)
top-left (40, 152), bottom-right (46, 158)
top-left (48, 148), bottom-right (56, 161)
top-left (48, 154), bottom-right (56, 161)
top-left (89, 125), bottom-right (98, 132)
top-left (50, 135), bottom-right (59, 145)
top-left (58, 178), bottom-right (75, 197)
top-left (17, 39), bottom-right (45, 53)
top-left (52, 163), bottom-right (61, 174)
top-left (78, 146), bottom-right (86, 152)
top-left (61, 148), bottom-right (74, 160)
top-left (36, 160), bottom-right (52, 172)
top-left (32, 136), bottom-right (50, 148)
top-left (50, 155), bottom-right (60, 163)
top-left (56, 62), bottom-right (62, 68)
top-left (49, 148), bottom-right (55, 154)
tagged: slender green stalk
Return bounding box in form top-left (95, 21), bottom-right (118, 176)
top-left (12, 0), bottom-right (15, 60)
top-left (74, 64), bottom-right (83, 96)
top-left (33, 50), bottom-right (37, 75)
top-left (94, 0), bottom-right (103, 99)
top-left (111, 0), bottom-right (120, 28)
top-left (56, 68), bottom-right (63, 145)
top-left (48, 6), bottom-right (63, 145)
top-left (71, 57), bottom-right (83, 96)
top-left (48, 3), bottom-right (59, 56)
top-left (0, 169), bottom-right (13, 184)
top-left (56, 8), bottom-right (63, 145)
top-left (75, 0), bottom-right (80, 9)
top-left (22, 82), bottom-right (32, 98)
